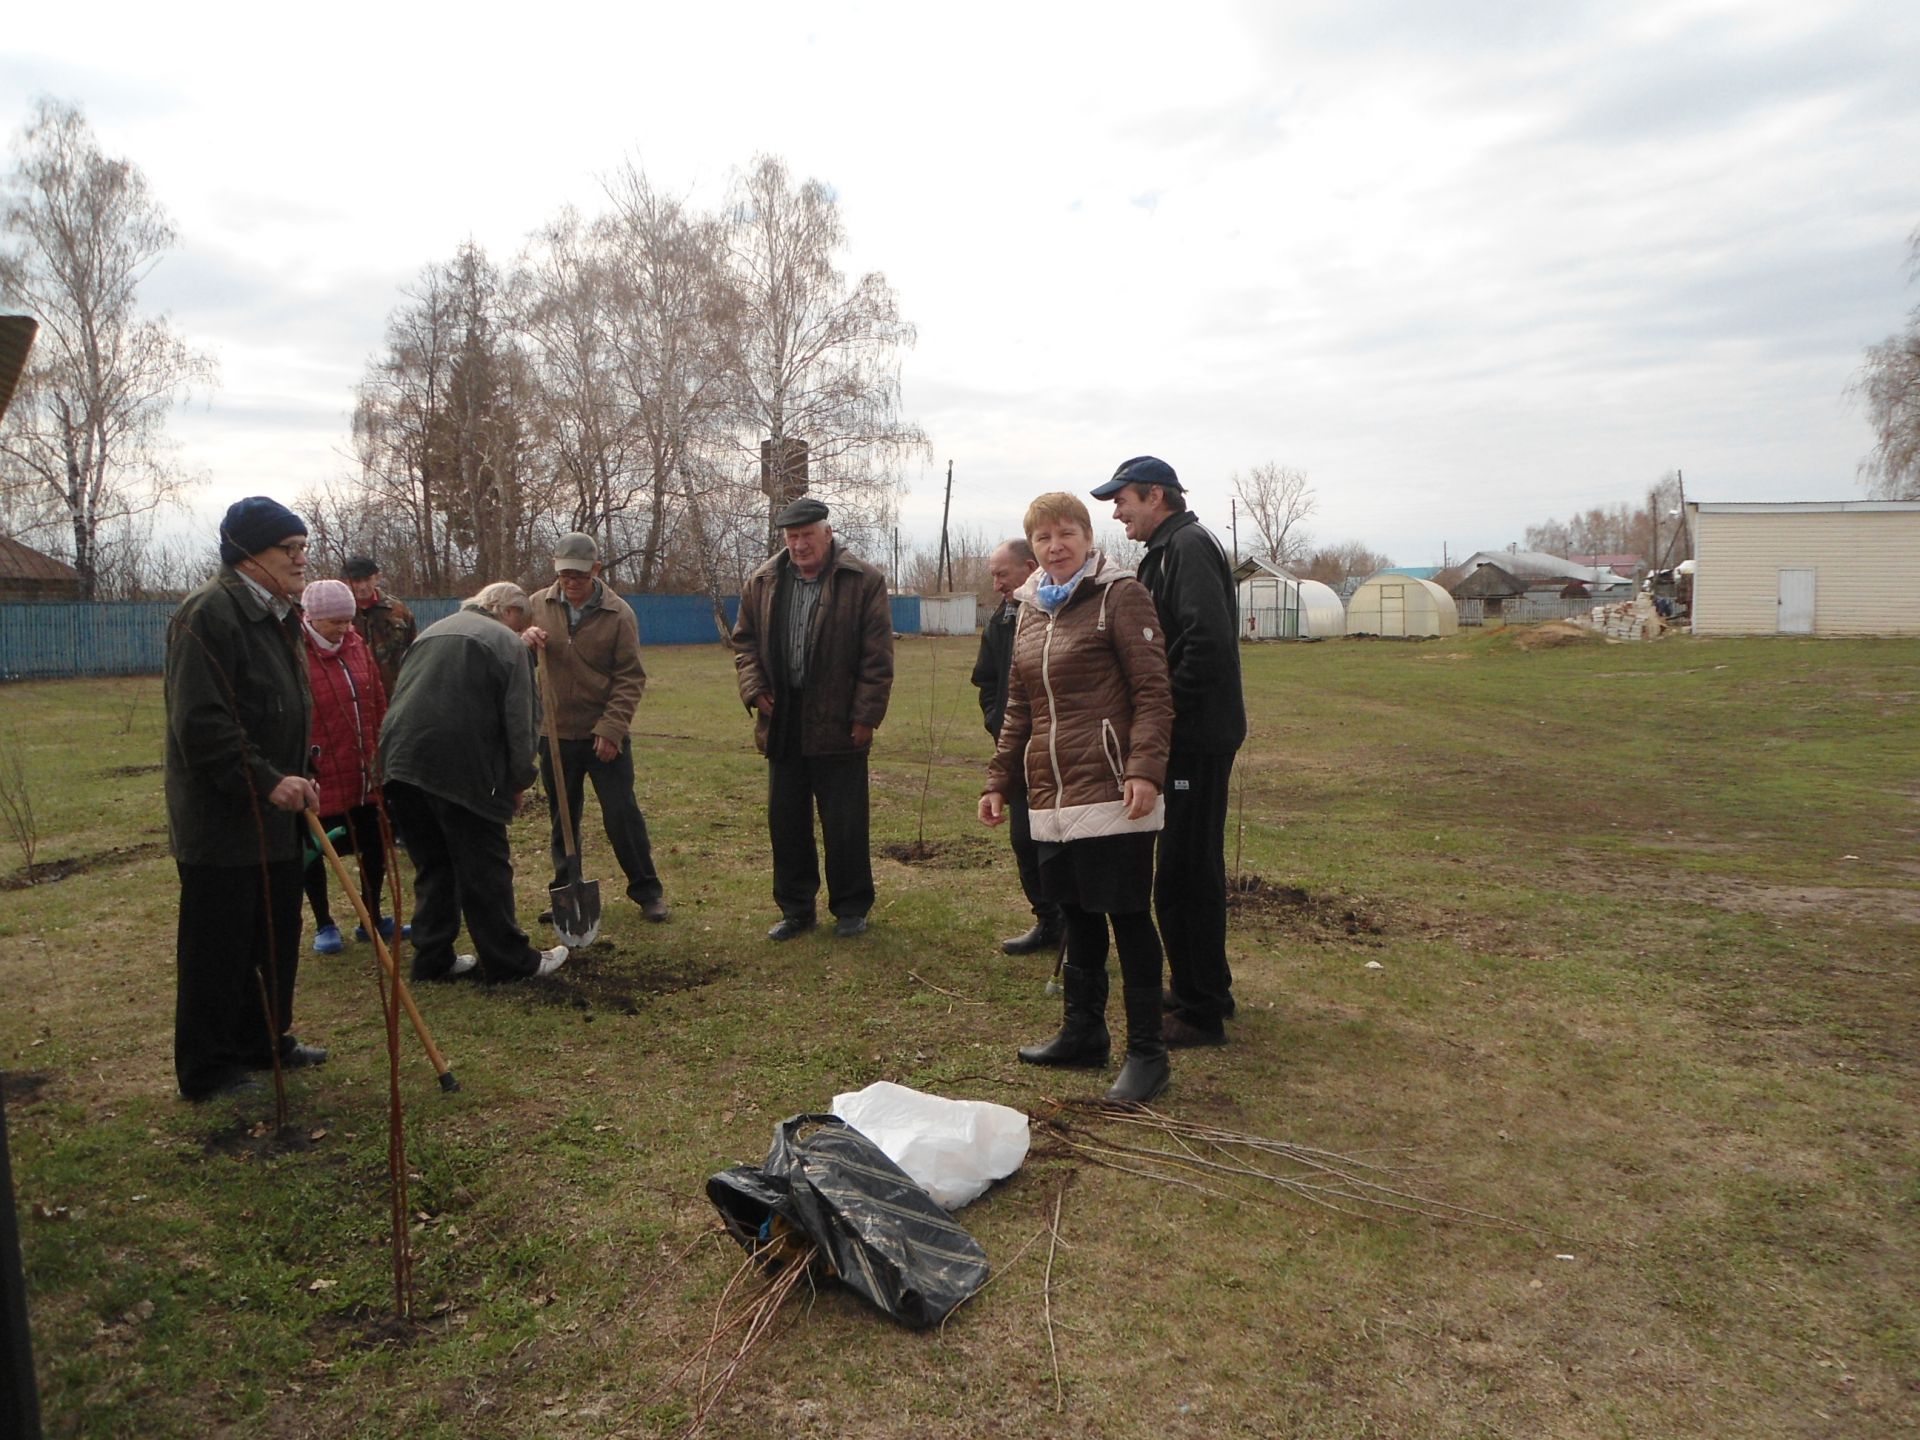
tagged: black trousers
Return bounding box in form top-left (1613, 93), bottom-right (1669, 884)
top-left (175, 857), bottom-right (304, 1098)
top-left (302, 803), bottom-right (387, 927)
top-left (385, 781), bottom-right (540, 982)
top-left (1005, 771), bottom-right (1059, 926)
top-left (1157, 749), bottom-right (1236, 1026)
top-left (767, 751), bottom-right (874, 922)
top-left (540, 736), bottom-right (662, 904)
top-left (1060, 902), bottom-right (1164, 991)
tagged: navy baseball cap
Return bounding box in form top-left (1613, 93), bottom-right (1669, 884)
top-left (1091, 455), bottom-right (1183, 499)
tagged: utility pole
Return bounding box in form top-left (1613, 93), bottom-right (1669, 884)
top-left (1230, 498), bottom-right (1240, 565)
top-left (936, 459), bottom-right (955, 593)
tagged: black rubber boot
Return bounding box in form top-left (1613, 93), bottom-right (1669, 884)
top-left (1105, 986), bottom-right (1170, 1104)
top-left (1018, 964), bottom-right (1110, 1067)
top-left (1002, 921), bottom-right (1064, 956)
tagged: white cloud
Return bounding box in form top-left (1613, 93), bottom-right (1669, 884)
top-left (6, 0), bottom-right (1918, 566)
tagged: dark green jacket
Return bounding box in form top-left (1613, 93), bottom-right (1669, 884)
top-left (380, 609), bottom-right (537, 824)
top-left (164, 568), bottom-right (313, 866)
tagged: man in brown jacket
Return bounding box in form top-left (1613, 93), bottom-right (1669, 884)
top-left (732, 497), bottom-right (894, 939)
top-left (528, 533), bottom-right (668, 922)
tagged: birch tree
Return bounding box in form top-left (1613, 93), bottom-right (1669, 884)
top-left (1856, 226), bottom-right (1920, 500)
top-left (725, 155), bottom-right (923, 553)
top-left (0, 99), bottom-right (213, 598)
top-left (1231, 461), bottom-right (1316, 568)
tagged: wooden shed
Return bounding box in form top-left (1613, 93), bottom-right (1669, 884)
top-left (1684, 500), bottom-right (1920, 636)
top-left (0, 536), bottom-right (83, 601)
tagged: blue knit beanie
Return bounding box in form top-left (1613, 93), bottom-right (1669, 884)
top-left (219, 497), bottom-right (306, 566)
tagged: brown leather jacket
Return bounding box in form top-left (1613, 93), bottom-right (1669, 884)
top-left (732, 542), bottom-right (894, 757)
top-left (527, 579), bottom-right (647, 745)
top-left (986, 551), bottom-right (1172, 844)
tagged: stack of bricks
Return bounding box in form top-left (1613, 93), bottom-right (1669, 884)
top-left (1588, 593), bottom-right (1666, 641)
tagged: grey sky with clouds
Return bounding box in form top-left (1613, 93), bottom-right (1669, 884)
top-left (7, 0), bottom-right (1917, 568)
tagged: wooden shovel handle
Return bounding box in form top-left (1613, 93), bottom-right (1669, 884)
top-left (536, 650), bottom-right (580, 865)
top-left (305, 811), bottom-right (458, 1089)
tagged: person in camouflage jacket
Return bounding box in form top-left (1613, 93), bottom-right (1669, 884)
top-left (343, 555), bottom-right (417, 697)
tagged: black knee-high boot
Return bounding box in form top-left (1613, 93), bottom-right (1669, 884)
top-left (1017, 964), bottom-right (1111, 1066)
top-left (1106, 910), bottom-right (1169, 1103)
top-left (1106, 987), bottom-right (1170, 1102)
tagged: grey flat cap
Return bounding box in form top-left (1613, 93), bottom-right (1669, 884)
top-left (774, 496), bottom-right (830, 528)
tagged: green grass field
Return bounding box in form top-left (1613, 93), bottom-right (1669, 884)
top-left (1, 628), bottom-right (1916, 1438)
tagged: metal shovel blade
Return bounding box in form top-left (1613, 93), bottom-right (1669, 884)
top-left (547, 877), bottom-right (601, 949)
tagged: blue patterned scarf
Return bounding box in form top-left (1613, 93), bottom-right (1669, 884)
top-left (1033, 553), bottom-right (1095, 614)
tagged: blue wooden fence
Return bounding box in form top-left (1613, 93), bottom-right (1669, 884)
top-left (0, 592), bottom-right (928, 682)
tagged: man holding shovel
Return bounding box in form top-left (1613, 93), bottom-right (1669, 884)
top-left (165, 496), bottom-right (325, 1101)
top-left (527, 533), bottom-right (669, 928)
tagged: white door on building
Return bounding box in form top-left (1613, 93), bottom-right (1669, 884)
top-left (1381, 584), bottom-right (1407, 637)
top-left (1776, 568), bottom-right (1816, 635)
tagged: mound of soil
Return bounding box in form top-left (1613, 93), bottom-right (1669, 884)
top-left (1512, 620), bottom-right (1601, 651)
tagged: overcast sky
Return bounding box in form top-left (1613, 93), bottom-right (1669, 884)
top-left (7, 0), bottom-right (1918, 568)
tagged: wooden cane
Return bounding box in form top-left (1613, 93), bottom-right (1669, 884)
top-left (305, 811), bottom-right (460, 1092)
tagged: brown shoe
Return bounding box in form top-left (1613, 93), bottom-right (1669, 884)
top-left (1162, 1013), bottom-right (1228, 1048)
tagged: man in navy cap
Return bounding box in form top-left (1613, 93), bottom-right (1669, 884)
top-left (731, 496), bottom-right (894, 940)
top-left (1093, 457), bottom-right (1246, 1045)
top-left (165, 497), bottom-right (325, 1100)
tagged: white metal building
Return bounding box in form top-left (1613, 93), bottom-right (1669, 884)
top-left (914, 593), bottom-right (979, 636)
top-left (1345, 574), bottom-right (1460, 637)
top-left (1232, 558), bottom-right (1346, 639)
top-left (1684, 500), bottom-right (1920, 637)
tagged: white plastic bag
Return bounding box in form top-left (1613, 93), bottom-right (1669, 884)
top-left (831, 1081), bottom-right (1030, 1211)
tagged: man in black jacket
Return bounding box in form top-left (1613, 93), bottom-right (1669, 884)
top-left (969, 538), bottom-right (1061, 955)
top-left (165, 497), bottom-right (323, 1100)
top-left (1095, 456), bottom-right (1247, 1045)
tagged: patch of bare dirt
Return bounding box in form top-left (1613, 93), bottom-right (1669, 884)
top-left (525, 939), bottom-right (726, 1016)
top-left (1, 1071), bottom-right (52, 1105)
top-left (1575, 862), bottom-right (1920, 926)
top-left (3, 841), bottom-right (166, 890)
top-left (1687, 880), bottom-right (1920, 926)
top-left (99, 763), bottom-right (162, 778)
top-left (881, 834), bottom-right (999, 868)
top-left (200, 1120), bottom-right (331, 1161)
top-left (1229, 875), bottom-right (1390, 944)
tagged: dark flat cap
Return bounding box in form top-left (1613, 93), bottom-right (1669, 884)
top-left (342, 555), bottom-right (380, 580)
top-left (1091, 455), bottom-right (1183, 500)
top-left (774, 496), bottom-right (830, 528)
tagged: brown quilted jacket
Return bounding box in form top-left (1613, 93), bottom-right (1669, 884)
top-left (985, 551), bottom-right (1173, 843)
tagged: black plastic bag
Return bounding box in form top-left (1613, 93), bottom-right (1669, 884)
top-left (706, 1114), bottom-right (990, 1329)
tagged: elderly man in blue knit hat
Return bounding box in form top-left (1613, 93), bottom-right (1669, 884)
top-left (164, 496), bottom-right (325, 1100)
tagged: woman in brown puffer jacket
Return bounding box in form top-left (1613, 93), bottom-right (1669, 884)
top-left (981, 491), bottom-right (1175, 1103)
